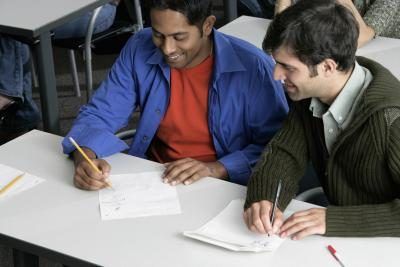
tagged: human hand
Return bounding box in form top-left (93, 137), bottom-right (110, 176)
top-left (162, 158), bottom-right (227, 186)
top-left (243, 200), bottom-right (284, 235)
top-left (72, 148), bottom-right (111, 190)
top-left (279, 208), bottom-right (326, 240)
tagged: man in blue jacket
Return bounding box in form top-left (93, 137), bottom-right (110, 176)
top-left (62, 0), bottom-right (288, 190)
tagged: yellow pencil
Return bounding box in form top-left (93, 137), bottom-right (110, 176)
top-left (0, 173), bottom-right (25, 196)
top-left (69, 137), bottom-right (113, 189)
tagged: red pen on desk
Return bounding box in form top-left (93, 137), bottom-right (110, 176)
top-left (328, 245), bottom-right (346, 267)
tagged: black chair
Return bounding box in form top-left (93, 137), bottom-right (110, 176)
top-left (53, 0), bottom-right (143, 100)
top-left (296, 164), bottom-right (329, 207)
top-left (238, 0), bottom-right (276, 19)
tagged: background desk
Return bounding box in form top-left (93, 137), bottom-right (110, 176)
top-left (0, 130), bottom-right (399, 267)
top-left (219, 16), bottom-right (400, 80)
top-left (0, 0), bottom-right (110, 134)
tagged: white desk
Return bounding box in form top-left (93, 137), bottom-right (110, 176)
top-left (0, 0), bottom-right (110, 134)
top-left (0, 130), bottom-right (399, 267)
top-left (219, 16), bottom-right (400, 80)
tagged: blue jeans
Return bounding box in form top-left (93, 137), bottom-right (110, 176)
top-left (0, 3), bottom-right (117, 131)
top-left (53, 3), bottom-right (117, 39)
top-left (0, 36), bottom-right (40, 131)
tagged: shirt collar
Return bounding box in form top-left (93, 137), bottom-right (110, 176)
top-left (328, 61), bottom-right (367, 125)
top-left (309, 61), bottom-right (368, 124)
top-left (309, 98), bottom-right (327, 118)
top-left (212, 29), bottom-right (246, 74)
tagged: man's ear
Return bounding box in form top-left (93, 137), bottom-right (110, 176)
top-left (202, 15), bottom-right (216, 36)
top-left (320, 58), bottom-right (338, 77)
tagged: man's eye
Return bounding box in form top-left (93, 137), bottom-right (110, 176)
top-left (174, 36), bottom-right (186, 41)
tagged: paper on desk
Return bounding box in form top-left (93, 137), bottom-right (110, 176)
top-left (184, 199), bottom-right (286, 252)
top-left (0, 164), bottom-right (45, 199)
top-left (99, 171), bottom-right (181, 220)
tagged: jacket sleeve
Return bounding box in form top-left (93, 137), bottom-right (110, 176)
top-left (245, 103), bottom-right (309, 210)
top-left (325, 111), bottom-right (400, 237)
top-left (61, 34), bottom-right (142, 157)
top-left (218, 58), bottom-right (289, 185)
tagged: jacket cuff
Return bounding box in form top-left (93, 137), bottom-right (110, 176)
top-left (62, 127), bottom-right (129, 157)
top-left (244, 169), bottom-right (295, 211)
top-left (218, 151), bottom-right (251, 185)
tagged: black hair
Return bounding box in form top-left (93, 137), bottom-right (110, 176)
top-left (149, 0), bottom-right (212, 30)
top-left (263, 0), bottom-right (359, 76)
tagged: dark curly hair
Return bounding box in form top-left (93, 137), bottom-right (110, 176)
top-left (263, 0), bottom-right (359, 76)
top-left (148, 0), bottom-right (212, 31)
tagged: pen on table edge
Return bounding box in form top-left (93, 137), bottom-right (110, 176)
top-left (328, 245), bottom-right (346, 267)
top-left (68, 137), bottom-right (113, 189)
top-left (0, 173), bottom-right (25, 196)
top-left (270, 179), bottom-right (282, 227)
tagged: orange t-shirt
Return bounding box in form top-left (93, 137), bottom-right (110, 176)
top-left (148, 55), bottom-right (217, 163)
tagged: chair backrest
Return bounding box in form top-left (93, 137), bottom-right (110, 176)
top-left (116, 129), bottom-right (136, 147)
top-left (121, 0), bottom-right (143, 27)
top-left (90, 1), bottom-right (142, 54)
top-left (238, 0), bottom-right (276, 19)
top-left (295, 187), bottom-right (329, 207)
top-left (116, 129), bottom-right (136, 140)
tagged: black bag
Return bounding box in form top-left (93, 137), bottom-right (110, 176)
top-left (238, 0), bottom-right (276, 19)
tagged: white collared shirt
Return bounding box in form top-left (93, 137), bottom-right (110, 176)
top-left (309, 61), bottom-right (373, 153)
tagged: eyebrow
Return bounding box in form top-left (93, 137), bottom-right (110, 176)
top-left (274, 60), bottom-right (296, 69)
top-left (152, 28), bottom-right (188, 37)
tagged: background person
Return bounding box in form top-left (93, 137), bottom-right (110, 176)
top-left (274, 0), bottom-right (400, 47)
top-left (0, 1), bottom-right (119, 144)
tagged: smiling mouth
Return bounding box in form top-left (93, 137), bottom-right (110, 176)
top-left (284, 83), bottom-right (296, 90)
top-left (165, 53), bottom-right (183, 62)
top-left (284, 83), bottom-right (296, 93)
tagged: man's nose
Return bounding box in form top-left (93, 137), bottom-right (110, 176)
top-left (162, 37), bottom-right (176, 55)
top-left (273, 65), bottom-right (286, 81)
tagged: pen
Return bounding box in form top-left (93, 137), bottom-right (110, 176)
top-left (270, 179), bottom-right (282, 226)
top-left (328, 245), bottom-right (346, 267)
top-left (69, 137), bottom-right (113, 189)
top-left (0, 173), bottom-right (25, 196)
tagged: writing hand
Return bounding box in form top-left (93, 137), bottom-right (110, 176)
top-left (243, 200), bottom-right (284, 235)
top-left (72, 149), bottom-right (111, 190)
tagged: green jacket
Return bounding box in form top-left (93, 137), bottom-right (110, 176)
top-left (245, 57), bottom-right (400, 237)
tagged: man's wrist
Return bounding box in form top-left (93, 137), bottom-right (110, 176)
top-left (72, 147), bottom-right (96, 165)
top-left (209, 161), bottom-right (228, 180)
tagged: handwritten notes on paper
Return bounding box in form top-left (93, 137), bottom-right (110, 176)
top-left (184, 199), bottom-right (286, 252)
top-left (99, 171), bottom-right (181, 220)
top-left (0, 164), bottom-right (45, 199)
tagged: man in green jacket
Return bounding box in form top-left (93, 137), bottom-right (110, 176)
top-left (244, 0), bottom-right (400, 239)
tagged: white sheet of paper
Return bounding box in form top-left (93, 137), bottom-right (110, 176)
top-left (0, 164), bottom-right (45, 199)
top-left (184, 199), bottom-right (286, 252)
top-left (99, 171), bottom-right (181, 220)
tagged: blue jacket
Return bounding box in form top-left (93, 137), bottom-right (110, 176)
top-left (62, 28), bottom-right (288, 185)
